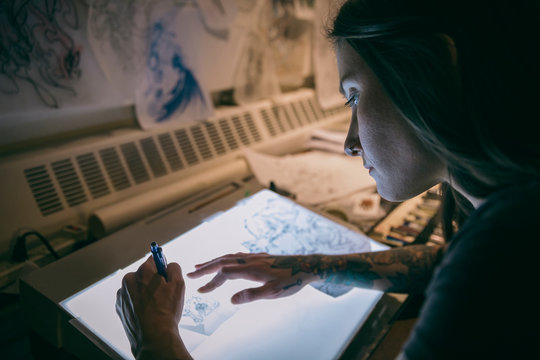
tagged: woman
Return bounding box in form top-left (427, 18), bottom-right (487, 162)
top-left (116, 0), bottom-right (539, 358)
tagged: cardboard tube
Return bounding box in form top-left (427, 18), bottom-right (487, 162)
top-left (89, 159), bottom-right (249, 238)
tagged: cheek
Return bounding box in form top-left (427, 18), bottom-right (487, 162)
top-left (355, 106), bottom-right (395, 160)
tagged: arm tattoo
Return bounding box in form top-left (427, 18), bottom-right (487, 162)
top-left (270, 245), bottom-right (444, 293)
top-left (282, 279), bottom-right (303, 290)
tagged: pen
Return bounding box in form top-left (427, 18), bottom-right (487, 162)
top-left (150, 241), bottom-right (168, 279)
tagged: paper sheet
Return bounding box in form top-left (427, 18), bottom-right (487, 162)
top-left (244, 149), bottom-right (376, 205)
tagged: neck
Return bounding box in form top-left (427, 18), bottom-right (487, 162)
top-left (449, 183), bottom-right (485, 210)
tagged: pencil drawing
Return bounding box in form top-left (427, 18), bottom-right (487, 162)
top-left (0, 0), bottom-right (81, 108)
top-left (197, 0), bottom-right (229, 40)
top-left (242, 195), bottom-right (371, 255)
top-left (88, 0), bottom-right (148, 74)
top-left (180, 295), bottom-right (221, 335)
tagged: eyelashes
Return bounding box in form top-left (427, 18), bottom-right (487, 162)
top-left (344, 94), bottom-right (359, 108)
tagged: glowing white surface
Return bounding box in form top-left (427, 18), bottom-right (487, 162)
top-left (61, 190), bottom-right (386, 360)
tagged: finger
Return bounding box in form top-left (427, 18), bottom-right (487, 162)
top-left (136, 256), bottom-right (157, 279)
top-left (231, 284), bottom-right (281, 304)
top-left (187, 258), bottom-right (238, 278)
top-left (193, 252), bottom-right (253, 269)
top-left (197, 265), bottom-right (255, 293)
top-left (188, 253), bottom-right (270, 278)
top-left (115, 288), bottom-right (124, 316)
top-left (122, 272), bottom-right (136, 290)
top-left (166, 262), bottom-right (184, 285)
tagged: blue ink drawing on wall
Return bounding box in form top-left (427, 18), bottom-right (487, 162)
top-left (145, 21), bottom-right (206, 123)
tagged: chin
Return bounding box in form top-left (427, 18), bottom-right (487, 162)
top-left (376, 183), bottom-right (422, 203)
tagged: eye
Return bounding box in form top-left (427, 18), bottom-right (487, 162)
top-left (344, 93), bottom-right (359, 108)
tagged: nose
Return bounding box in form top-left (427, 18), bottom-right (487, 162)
top-left (344, 117), bottom-right (362, 157)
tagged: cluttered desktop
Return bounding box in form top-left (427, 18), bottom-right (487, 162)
top-left (0, 1), bottom-right (444, 359)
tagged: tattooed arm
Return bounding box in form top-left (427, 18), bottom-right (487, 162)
top-left (187, 245), bottom-right (444, 303)
top-left (299, 245), bottom-right (445, 293)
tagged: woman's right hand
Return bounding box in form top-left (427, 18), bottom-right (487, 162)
top-left (187, 252), bottom-right (343, 304)
top-left (116, 256), bottom-right (192, 360)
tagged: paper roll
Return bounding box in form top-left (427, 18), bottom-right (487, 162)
top-left (89, 159), bottom-right (249, 238)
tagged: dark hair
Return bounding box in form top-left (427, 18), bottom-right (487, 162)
top-left (328, 0), bottom-right (540, 240)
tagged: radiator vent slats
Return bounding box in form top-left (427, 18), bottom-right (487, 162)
top-left (308, 98), bottom-right (323, 120)
top-left (299, 100), bottom-right (313, 124)
top-left (231, 115), bottom-right (250, 145)
top-left (290, 102), bottom-right (306, 126)
top-left (76, 153), bottom-right (110, 199)
top-left (175, 129), bottom-right (199, 165)
top-left (158, 133), bottom-right (184, 171)
top-left (24, 165), bottom-right (63, 216)
top-left (275, 105), bottom-right (294, 130)
top-left (120, 142), bottom-right (150, 184)
top-left (261, 109), bottom-right (276, 137)
top-left (218, 118), bottom-right (239, 150)
top-left (190, 125), bottom-right (213, 160)
top-left (140, 137), bottom-right (168, 177)
top-left (204, 122), bottom-right (227, 155)
top-left (244, 113), bottom-right (262, 142)
top-left (100, 147), bottom-right (131, 191)
top-left (22, 93), bottom-right (336, 219)
top-left (51, 159), bottom-right (87, 207)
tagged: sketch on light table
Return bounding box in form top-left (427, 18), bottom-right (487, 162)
top-left (181, 294), bottom-right (239, 336)
top-left (243, 195), bottom-right (371, 255)
top-left (242, 192), bottom-right (372, 297)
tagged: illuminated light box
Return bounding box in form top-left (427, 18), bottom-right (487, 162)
top-left (61, 190), bottom-right (387, 360)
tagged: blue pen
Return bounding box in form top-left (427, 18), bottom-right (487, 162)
top-left (150, 241), bottom-right (168, 279)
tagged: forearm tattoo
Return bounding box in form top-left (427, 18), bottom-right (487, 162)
top-left (270, 245), bottom-right (444, 293)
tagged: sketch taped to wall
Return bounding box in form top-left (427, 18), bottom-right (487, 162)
top-left (0, 0), bottom-right (81, 109)
top-left (87, 0), bottom-right (150, 95)
top-left (135, 4), bottom-right (214, 128)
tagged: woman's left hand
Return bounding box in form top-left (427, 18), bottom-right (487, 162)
top-left (187, 252), bottom-right (320, 304)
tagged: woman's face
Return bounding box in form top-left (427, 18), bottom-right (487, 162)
top-left (337, 41), bottom-right (447, 202)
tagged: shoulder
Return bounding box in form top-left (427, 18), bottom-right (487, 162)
top-left (402, 181), bottom-right (540, 359)
top-left (448, 180), bottom-right (540, 258)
